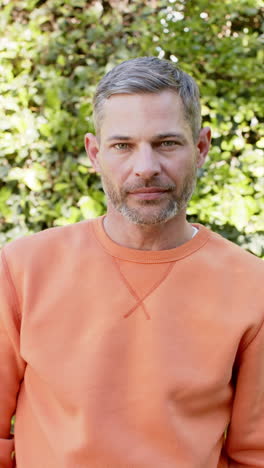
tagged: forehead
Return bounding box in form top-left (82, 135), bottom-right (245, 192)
top-left (99, 90), bottom-right (192, 139)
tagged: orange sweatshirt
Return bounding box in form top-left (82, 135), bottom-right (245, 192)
top-left (0, 216), bottom-right (264, 468)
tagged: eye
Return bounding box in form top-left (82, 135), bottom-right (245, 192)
top-left (159, 140), bottom-right (179, 147)
top-left (113, 143), bottom-right (130, 150)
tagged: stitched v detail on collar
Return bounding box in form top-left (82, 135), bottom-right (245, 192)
top-left (113, 258), bottom-right (175, 319)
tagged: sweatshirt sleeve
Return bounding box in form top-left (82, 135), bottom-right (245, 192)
top-left (226, 318), bottom-right (264, 467)
top-left (0, 249), bottom-right (26, 468)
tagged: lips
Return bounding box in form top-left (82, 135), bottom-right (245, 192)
top-left (129, 187), bottom-right (168, 194)
top-left (129, 187), bottom-right (169, 200)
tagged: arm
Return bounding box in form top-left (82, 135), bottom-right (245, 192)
top-left (0, 249), bottom-right (26, 468)
top-left (226, 318), bottom-right (264, 467)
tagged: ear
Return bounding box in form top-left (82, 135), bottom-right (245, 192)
top-left (84, 133), bottom-right (101, 172)
top-left (196, 127), bottom-right (211, 168)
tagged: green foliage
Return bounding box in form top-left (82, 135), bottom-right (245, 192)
top-left (0, 0), bottom-right (263, 256)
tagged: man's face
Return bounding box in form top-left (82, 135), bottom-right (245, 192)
top-left (88, 91), bottom-right (207, 225)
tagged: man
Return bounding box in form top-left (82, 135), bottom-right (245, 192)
top-left (0, 57), bottom-right (263, 468)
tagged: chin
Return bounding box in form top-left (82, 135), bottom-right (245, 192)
top-left (119, 204), bottom-right (180, 226)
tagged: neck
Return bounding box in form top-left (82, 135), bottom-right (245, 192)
top-left (103, 209), bottom-right (194, 251)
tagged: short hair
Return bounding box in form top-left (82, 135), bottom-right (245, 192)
top-left (93, 56), bottom-right (201, 141)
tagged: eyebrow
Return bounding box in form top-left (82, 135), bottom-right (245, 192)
top-left (152, 133), bottom-right (186, 140)
top-left (106, 133), bottom-right (186, 142)
top-left (107, 135), bottom-right (131, 141)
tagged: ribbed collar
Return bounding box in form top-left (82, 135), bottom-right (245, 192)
top-left (91, 216), bottom-right (211, 264)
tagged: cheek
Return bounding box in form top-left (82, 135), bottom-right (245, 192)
top-left (99, 159), bottom-right (124, 187)
top-left (166, 157), bottom-right (196, 182)
top-left (104, 158), bottom-right (131, 183)
top-left (165, 159), bottom-right (186, 178)
top-left (97, 154), bottom-right (114, 175)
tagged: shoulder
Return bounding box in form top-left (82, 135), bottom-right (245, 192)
top-left (195, 224), bottom-right (264, 279)
top-left (196, 225), bottom-right (264, 328)
top-left (208, 228), bottom-right (263, 269)
top-left (1, 218), bottom-right (99, 272)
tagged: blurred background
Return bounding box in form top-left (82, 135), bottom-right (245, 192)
top-left (0, 0), bottom-right (263, 257)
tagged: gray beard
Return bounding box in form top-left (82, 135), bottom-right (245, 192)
top-left (101, 172), bottom-right (197, 226)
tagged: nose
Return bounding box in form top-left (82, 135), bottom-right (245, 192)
top-left (133, 144), bottom-right (161, 180)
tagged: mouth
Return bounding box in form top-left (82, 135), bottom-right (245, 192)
top-left (129, 187), bottom-right (169, 200)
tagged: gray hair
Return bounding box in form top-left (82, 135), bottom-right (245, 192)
top-left (93, 56), bottom-right (201, 141)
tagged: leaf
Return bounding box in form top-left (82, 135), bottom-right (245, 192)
top-left (78, 196), bottom-right (102, 219)
top-left (54, 207), bottom-right (81, 226)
